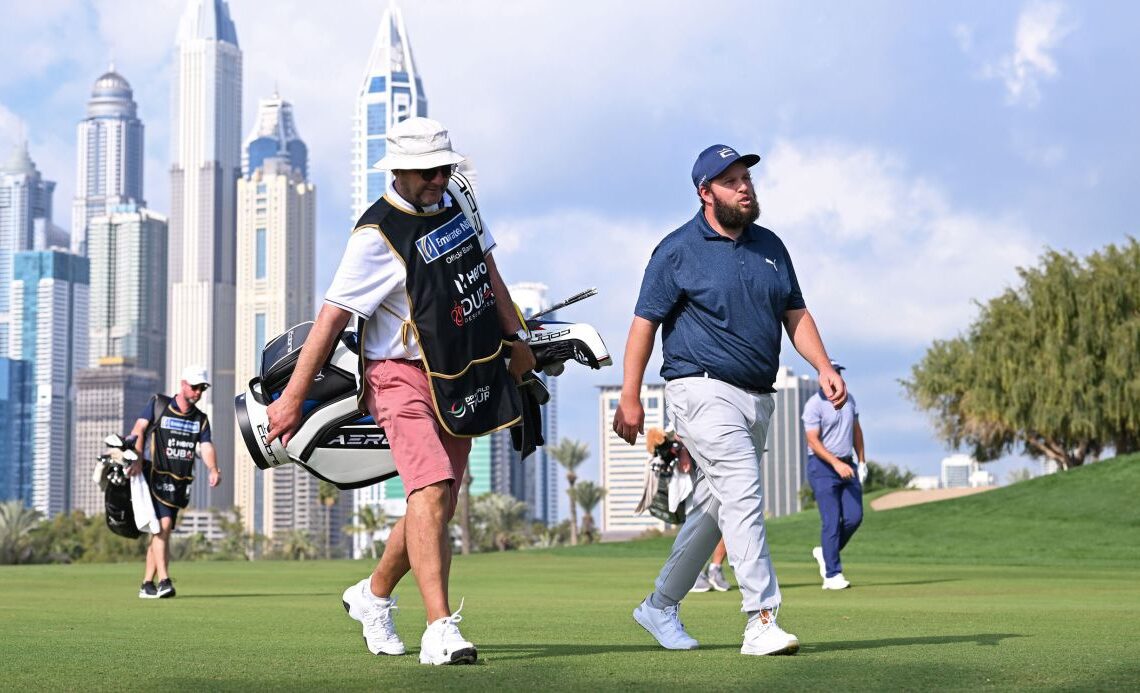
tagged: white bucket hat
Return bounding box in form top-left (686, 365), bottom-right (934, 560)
top-left (372, 117), bottom-right (466, 171)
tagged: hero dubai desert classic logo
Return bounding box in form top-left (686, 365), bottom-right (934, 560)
top-left (449, 386), bottom-right (491, 419)
top-left (450, 261), bottom-right (495, 327)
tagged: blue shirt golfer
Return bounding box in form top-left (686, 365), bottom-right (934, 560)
top-left (613, 144), bottom-right (847, 657)
top-left (803, 360), bottom-right (866, 589)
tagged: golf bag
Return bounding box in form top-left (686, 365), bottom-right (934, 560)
top-left (235, 294), bottom-right (612, 491)
top-left (647, 435), bottom-right (687, 525)
top-left (94, 434), bottom-right (142, 539)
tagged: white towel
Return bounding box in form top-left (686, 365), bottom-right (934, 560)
top-left (667, 467), bottom-right (694, 513)
top-left (130, 473), bottom-right (161, 535)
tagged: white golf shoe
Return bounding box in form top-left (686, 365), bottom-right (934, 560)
top-left (812, 546), bottom-right (827, 579)
top-left (633, 596), bottom-right (699, 650)
top-left (689, 571), bottom-right (712, 593)
top-left (822, 573), bottom-right (851, 590)
top-left (741, 611), bottom-right (799, 656)
top-left (419, 602), bottom-right (477, 665)
top-left (342, 578), bottom-right (406, 655)
top-left (707, 565), bottom-right (731, 592)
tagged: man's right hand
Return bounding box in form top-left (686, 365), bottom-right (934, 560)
top-left (833, 461), bottom-right (855, 479)
top-left (266, 393), bottom-right (304, 447)
top-left (612, 395), bottom-right (645, 445)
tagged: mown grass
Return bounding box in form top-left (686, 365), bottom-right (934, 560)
top-left (1, 456), bottom-right (1137, 691)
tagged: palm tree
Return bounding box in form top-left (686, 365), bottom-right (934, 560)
top-left (472, 493), bottom-right (527, 551)
top-left (317, 480), bottom-right (339, 559)
top-left (278, 530), bottom-right (319, 561)
top-left (572, 481), bottom-right (608, 544)
top-left (346, 504), bottom-right (388, 559)
top-left (549, 439), bottom-right (590, 546)
top-left (0, 501), bottom-right (43, 564)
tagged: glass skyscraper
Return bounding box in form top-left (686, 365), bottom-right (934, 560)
top-left (71, 68), bottom-right (144, 257)
top-left (351, 1), bottom-right (428, 221)
top-left (169, 0), bottom-right (242, 509)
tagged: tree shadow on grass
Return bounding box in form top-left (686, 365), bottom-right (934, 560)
top-left (803, 633), bottom-right (1026, 653)
top-left (175, 592), bottom-right (338, 599)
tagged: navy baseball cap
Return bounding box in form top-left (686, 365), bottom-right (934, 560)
top-left (692, 145), bottom-right (761, 188)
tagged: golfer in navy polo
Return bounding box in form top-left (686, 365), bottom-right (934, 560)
top-left (804, 360), bottom-right (866, 590)
top-left (614, 144), bottom-right (847, 656)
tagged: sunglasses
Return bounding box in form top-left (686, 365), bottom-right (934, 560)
top-left (418, 164), bottom-right (457, 181)
top-left (190, 384), bottom-right (210, 393)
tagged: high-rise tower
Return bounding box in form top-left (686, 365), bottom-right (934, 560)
top-left (169, 0), bottom-right (242, 509)
top-left (352, 1), bottom-right (428, 221)
top-left (72, 68), bottom-right (144, 256)
top-left (233, 93), bottom-right (318, 543)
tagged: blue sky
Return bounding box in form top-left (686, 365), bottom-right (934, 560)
top-left (3, 0), bottom-right (1138, 492)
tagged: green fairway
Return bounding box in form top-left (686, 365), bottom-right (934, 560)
top-left (2, 457), bottom-right (1138, 691)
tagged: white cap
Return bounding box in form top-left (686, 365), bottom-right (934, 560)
top-left (181, 365), bottom-right (210, 386)
top-left (372, 117), bottom-right (466, 170)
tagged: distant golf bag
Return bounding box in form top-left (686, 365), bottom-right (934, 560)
top-left (105, 475), bottom-right (140, 539)
top-left (648, 436), bottom-right (686, 525)
top-left (96, 436), bottom-right (142, 539)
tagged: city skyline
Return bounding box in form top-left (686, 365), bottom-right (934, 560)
top-left (2, 1), bottom-right (1138, 492)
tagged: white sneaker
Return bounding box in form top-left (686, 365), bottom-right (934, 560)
top-left (822, 573), bottom-right (851, 590)
top-left (689, 571), bottom-right (712, 593)
top-left (812, 546), bottom-right (827, 579)
top-left (741, 611), bottom-right (799, 656)
top-left (419, 601), bottom-right (477, 665)
top-left (632, 596), bottom-right (699, 650)
top-left (341, 578), bottom-right (406, 655)
top-left (707, 565), bottom-right (731, 592)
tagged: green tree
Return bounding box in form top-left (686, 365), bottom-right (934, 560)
top-left (275, 530), bottom-right (319, 561)
top-left (571, 480), bottom-right (607, 544)
top-left (169, 532), bottom-right (212, 562)
top-left (213, 507), bottom-right (264, 560)
top-left (549, 439), bottom-right (590, 546)
top-left (0, 501), bottom-right (42, 564)
top-left (903, 239), bottom-right (1140, 470)
top-left (472, 492), bottom-right (527, 551)
top-left (862, 460), bottom-right (915, 493)
top-left (317, 481), bottom-right (339, 560)
top-left (345, 503), bottom-right (389, 559)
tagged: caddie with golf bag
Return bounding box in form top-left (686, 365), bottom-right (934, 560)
top-left (126, 365), bottom-right (221, 599)
top-left (260, 117), bottom-right (537, 666)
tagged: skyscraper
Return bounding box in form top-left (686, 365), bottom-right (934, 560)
top-left (233, 92), bottom-right (316, 541)
top-left (71, 358), bottom-right (159, 515)
top-left (9, 250), bottom-right (89, 516)
top-left (761, 366), bottom-right (815, 518)
top-left (599, 383), bottom-right (668, 535)
top-left (352, 1), bottom-right (428, 221)
top-left (87, 204), bottom-right (167, 376)
top-left (0, 357), bottom-right (31, 505)
top-left (0, 142), bottom-right (64, 353)
top-left (169, 0), bottom-right (242, 509)
top-left (72, 68), bottom-right (144, 256)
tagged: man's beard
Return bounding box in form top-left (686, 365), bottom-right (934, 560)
top-left (713, 194), bottom-right (760, 229)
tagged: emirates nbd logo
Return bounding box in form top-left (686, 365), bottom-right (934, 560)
top-left (416, 214), bottom-right (476, 264)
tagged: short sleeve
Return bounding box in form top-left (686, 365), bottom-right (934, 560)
top-left (634, 243), bottom-right (682, 323)
top-left (849, 393), bottom-right (858, 419)
top-left (782, 242), bottom-right (806, 312)
top-left (198, 416), bottom-right (212, 445)
top-left (137, 395), bottom-right (158, 423)
top-left (324, 229), bottom-right (404, 319)
top-left (801, 395), bottom-right (823, 431)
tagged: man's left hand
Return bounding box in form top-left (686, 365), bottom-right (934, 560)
top-left (208, 468), bottom-right (221, 487)
top-left (507, 341), bottom-right (536, 383)
top-left (819, 367), bottom-right (848, 410)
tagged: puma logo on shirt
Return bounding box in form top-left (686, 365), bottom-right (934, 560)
top-left (764, 258), bottom-right (778, 271)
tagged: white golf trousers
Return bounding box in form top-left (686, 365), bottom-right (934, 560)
top-left (654, 377), bottom-right (781, 613)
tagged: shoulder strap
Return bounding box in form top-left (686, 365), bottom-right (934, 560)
top-left (146, 395), bottom-right (171, 437)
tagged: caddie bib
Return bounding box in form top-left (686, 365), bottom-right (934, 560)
top-left (145, 395), bottom-right (209, 508)
top-left (356, 197), bottom-right (521, 437)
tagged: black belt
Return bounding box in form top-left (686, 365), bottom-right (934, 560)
top-left (666, 372), bottom-right (774, 395)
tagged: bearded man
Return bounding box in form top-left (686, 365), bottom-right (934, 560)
top-left (613, 144), bottom-right (846, 656)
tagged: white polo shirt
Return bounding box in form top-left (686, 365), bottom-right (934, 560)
top-left (324, 181), bottom-right (497, 360)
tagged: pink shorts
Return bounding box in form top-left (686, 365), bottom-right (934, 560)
top-left (361, 359), bottom-right (471, 516)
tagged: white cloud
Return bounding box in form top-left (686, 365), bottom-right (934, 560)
top-left (983, 1), bottom-right (1075, 106)
top-left (758, 139), bottom-right (1040, 347)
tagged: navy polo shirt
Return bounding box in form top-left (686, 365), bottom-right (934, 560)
top-left (634, 209), bottom-right (806, 391)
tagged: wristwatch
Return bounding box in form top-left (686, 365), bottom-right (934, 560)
top-left (505, 328), bottom-right (528, 343)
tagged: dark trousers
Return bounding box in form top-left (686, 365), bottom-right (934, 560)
top-left (807, 454), bottom-right (863, 577)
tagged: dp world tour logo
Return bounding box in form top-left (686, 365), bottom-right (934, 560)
top-left (449, 386), bottom-right (491, 419)
top-left (416, 214), bottom-right (476, 264)
top-left (449, 402), bottom-right (467, 418)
